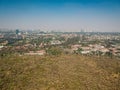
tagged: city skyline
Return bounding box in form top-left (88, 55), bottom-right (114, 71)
top-left (0, 0), bottom-right (120, 32)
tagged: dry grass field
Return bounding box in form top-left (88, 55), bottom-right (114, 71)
top-left (0, 54), bottom-right (120, 90)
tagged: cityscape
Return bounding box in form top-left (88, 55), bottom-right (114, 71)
top-left (0, 29), bottom-right (120, 57)
top-left (0, 0), bottom-right (120, 90)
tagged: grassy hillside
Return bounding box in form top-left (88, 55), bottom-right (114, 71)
top-left (0, 55), bottom-right (120, 90)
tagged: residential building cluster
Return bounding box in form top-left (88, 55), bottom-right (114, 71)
top-left (0, 29), bottom-right (120, 57)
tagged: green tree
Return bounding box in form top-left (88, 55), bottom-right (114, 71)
top-left (47, 47), bottom-right (62, 56)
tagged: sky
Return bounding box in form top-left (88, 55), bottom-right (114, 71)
top-left (0, 0), bottom-right (120, 32)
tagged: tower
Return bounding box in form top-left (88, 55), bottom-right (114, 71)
top-left (16, 29), bottom-right (19, 35)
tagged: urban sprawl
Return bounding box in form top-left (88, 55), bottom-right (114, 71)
top-left (0, 29), bottom-right (120, 58)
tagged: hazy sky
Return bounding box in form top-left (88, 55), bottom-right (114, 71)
top-left (0, 0), bottom-right (120, 32)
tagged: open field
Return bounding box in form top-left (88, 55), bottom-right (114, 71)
top-left (0, 55), bottom-right (120, 90)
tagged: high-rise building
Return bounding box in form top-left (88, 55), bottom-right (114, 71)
top-left (16, 29), bottom-right (19, 35)
top-left (81, 29), bottom-right (84, 34)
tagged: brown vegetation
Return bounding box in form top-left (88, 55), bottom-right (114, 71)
top-left (0, 55), bottom-right (120, 90)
